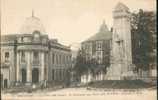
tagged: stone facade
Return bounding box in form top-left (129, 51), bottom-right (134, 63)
top-left (0, 15), bottom-right (71, 88)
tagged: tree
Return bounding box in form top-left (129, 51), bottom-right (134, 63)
top-left (86, 58), bottom-right (99, 76)
top-left (131, 9), bottom-right (156, 71)
top-left (73, 49), bottom-right (101, 81)
top-left (73, 49), bottom-right (88, 77)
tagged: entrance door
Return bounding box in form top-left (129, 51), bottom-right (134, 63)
top-left (4, 79), bottom-right (8, 88)
top-left (22, 69), bottom-right (26, 83)
top-left (32, 68), bottom-right (39, 83)
top-left (0, 74), bottom-right (3, 89)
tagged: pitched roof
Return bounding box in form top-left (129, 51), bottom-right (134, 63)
top-left (83, 21), bottom-right (112, 42)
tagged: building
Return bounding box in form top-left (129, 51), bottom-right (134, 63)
top-left (81, 21), bottom-right (112, 83)
top-left (106, 2), bottom-right (136, 80)
top-left (0, 14), bottom-right (72, 89)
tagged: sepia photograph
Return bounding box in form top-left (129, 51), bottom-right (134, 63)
top-left (0, 0), bottom-right (157, 100)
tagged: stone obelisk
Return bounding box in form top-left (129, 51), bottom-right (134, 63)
top-left (106, 2), bottom-right (135, 80)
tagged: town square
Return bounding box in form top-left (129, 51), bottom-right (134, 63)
top-left (1, 0), bottom-right (157, 100)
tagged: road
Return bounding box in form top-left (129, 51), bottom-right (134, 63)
top-left (2, 88), bottom-right (157, 100)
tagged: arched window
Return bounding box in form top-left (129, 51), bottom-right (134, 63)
top-left (33, 30), bottom-right (41, 42)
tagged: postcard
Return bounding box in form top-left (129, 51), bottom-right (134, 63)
top-left (1, 0), bottom-right (157, 100)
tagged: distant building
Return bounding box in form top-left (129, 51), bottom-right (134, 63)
top-left (81, 20), bottom-right (112, 83)
top-left (0, 14), bottom-right (72, 89)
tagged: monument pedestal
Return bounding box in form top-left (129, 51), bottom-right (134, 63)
top-left (106, 63), bottom-right (137, 80)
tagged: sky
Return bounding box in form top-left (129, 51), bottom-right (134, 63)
top-left (1, 0), bottom-right (156, 48)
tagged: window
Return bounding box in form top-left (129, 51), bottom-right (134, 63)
top-left (52, 53), bottom-right (55, 64)
top-left (56, 55), bottom-right (58, 64)
top-left (21, 37), bottom-right (24, 42)
top-left (96, 51), bottom-right (102, 64)
top-left (67, 56), bottom-right (70, 64)
top-left (21, 51), bottom-right (25, 62)
top-left (33, 31), bottom-right (40, 42)
top-left (5, 52), bottom-right (9, 62)
top-left (110, 40), bottom-right (112, 49)
top-left (62, 55), bottom-right (64, 64)
top-left (59, 55), bottom-right (62, 64)
top-left (52, 69), bottom-right (54, 80)
top-left (96, 41), bottom-right (102, 50)
top-left (5, 52), bottom-right (9, 58)
top-left (33, 51), bottom-right (39, 64)
top-left (44, 68), bottom-right (47, 78)
top-left (64, 56), bottom-right (66, 64)
top-left (34, 51), bottom-right (39, 59)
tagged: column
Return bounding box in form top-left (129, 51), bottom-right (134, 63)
top-left (30, 51), bottom-right (33, 81)
top-left (26, 51), bottom-right (31, 84)
top-left (41, 52), bottom-right (45, 81)
top-left (16, 52), bottom-right (20, 84)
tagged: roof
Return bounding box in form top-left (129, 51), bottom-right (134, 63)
top-left (83, 21), bottom-right (112, 43)
top-left (1, 34), bottom-right (18, 42)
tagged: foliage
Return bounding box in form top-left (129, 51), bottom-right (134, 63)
top-left (73, 49), bottom-right (87, 76)
top-left (131, 9), bottom-right (156, 71)
top-left (73, 49), bottom-right (100, 77)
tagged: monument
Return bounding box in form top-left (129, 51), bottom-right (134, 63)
top-left (106, 2), bottom-right (136, 80)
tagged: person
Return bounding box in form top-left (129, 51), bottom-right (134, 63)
top-left (42, 81), bottom-right (44, 90)
top-left (32, 83), bottom-right (36, 89)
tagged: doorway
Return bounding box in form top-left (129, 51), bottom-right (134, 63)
top-left (32, 68), bottom-right (39, 83)
top-left (4, 79), bottom-right (8, 88)
top-left (0, 74), bottom-right (3, 89)
top-left (21, 69), bottom-right (27, 83)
